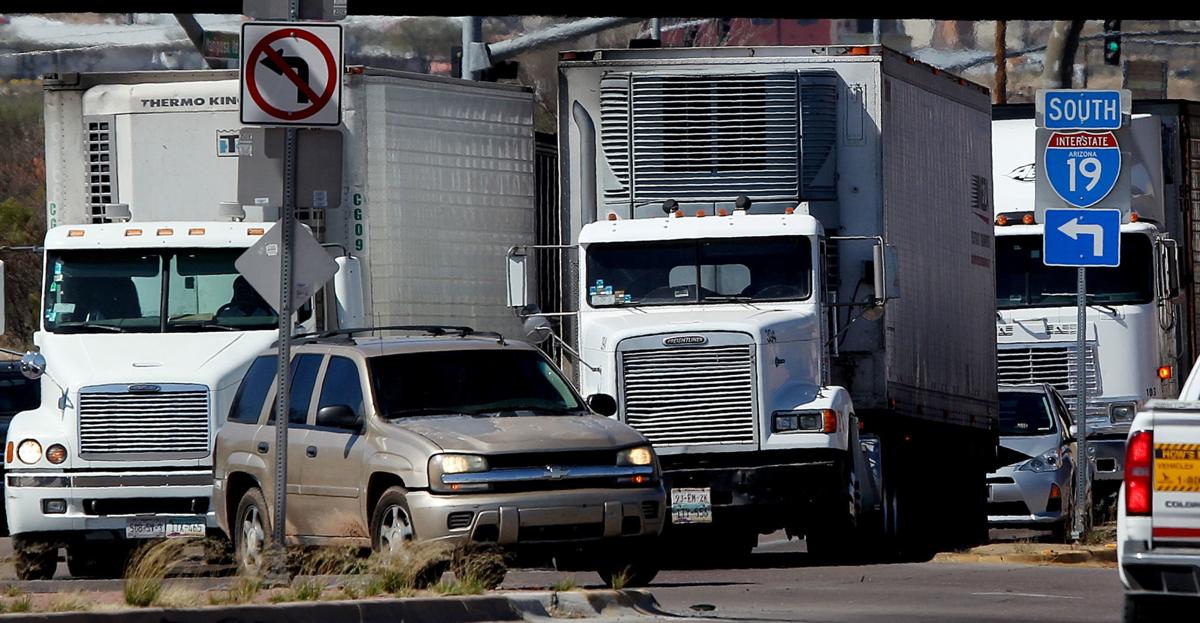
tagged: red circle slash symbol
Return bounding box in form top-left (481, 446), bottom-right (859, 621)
top-left (246, 28), bottom-right (336, 121)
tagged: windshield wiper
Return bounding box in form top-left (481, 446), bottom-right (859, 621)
top-left (387, 408), bottom-right (476, 419)
top-left (702, 295), bottom-right (756, 303)
top-left (166, 320), bottom-right (237, 332)
top-left (53, 322), bottom-right (125, 334)
top-left (1038, 293), bottom-right (1119, 315)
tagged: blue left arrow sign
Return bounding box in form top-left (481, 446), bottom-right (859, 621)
top-left (1043, 208), bottom-right (1121, 267)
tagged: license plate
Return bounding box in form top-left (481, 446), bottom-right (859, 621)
top-left (125, 516), bottom-right (207, 539)
top-left (670, 487), bottom-right (712, 524)
top-left (1155, 444), bottom-right (1200, 492)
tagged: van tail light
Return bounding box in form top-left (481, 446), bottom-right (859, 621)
top-left (1125, 430), bottom-right (1153, 516)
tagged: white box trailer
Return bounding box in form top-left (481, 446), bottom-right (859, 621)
top-left (2, 68), bottom-right (539, 579)
top-left (520, 45), bottom-right (998, 553)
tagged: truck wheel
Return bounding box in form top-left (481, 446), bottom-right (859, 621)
top-left (13, 535), bottom-right (57, 580)
top-left (233, 487), bottom-right (271, 577)
top-left (805, 459), bottom-right (859, 561)
top-left (66, 542), bottom-right (133, 578)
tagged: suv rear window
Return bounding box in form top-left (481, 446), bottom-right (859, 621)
top-left (369, 349), bottom-right (581, 418)
top-left (999, 391), bottom-right (1057, 436)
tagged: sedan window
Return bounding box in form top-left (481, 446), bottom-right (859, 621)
top-left (998, 391), bottom-right (1057, 436)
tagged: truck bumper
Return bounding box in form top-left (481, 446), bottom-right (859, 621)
top-left (5, 469), bottom-right (216, 538)
top-left (1121, 540), bottom-right (1200, 596)
top-left (404, 484), bottom-right (665, 547)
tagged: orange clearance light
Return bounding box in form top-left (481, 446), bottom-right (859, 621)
top-left (996, 215), bottom-right (1008, 226)
top-left (696, 210), bottom-right (706, 218)
top-left (673, 210), bottom-right (683, 218)
top-left (247, 227), bottom-right (266, 235)
top-left (785, 207), bottom-right (795, 215)
top-left (718, 209), bottom-right (728, 217)
top-left (67, 229), bottom-right (85, 237)
top-left (124, 228), bottom-right (143, 236)
top-left (1049, 483), bottom-right (1062, 499)
top-left (5, 441), bottom-right (11, 464)
top-left (1022, 213), bottom-right (1035, 225)
top-left (188, 228), bottom-right (206, 236)
top-left (1130, 211), bottom-right (1140, 223)
top-left (632, 474), bottom-right (648, 484)
top-left (848, 46), bottom-right (871, 56)
top-left (821, 409), bottom-right (838, 433)
top-left (607, 212), bottom-right (617, 221)
top-left (1159, 365), bottom-right (1173, 380)
top-left (156, 228), bottom-right (174, 236)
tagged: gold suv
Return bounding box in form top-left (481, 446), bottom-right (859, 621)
top-left (213, 326), bottom-right (665, 586)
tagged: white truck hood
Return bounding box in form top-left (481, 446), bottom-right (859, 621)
top-left (581, 305), bottom-right (819, 351)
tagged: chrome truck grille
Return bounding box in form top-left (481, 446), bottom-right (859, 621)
top-left (997, 344), bottom-right (1099, 395)
top-left (619, 344), bottom-right (756, 446)
top-left (78, 384), bottom-right (210, 459)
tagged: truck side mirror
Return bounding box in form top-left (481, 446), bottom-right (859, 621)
top-left (506, 250), bottom-right (532, 308)
top-left (522, 313), bottom-right (552, 345)
top-left (20, 351), bottom-right (46, 381)
top-left (586, 393), bottom-right (618, 417)
top-left (333, 255), bottom-right (365, 329)
top-left (1162, 238), bottom-right (1181, 300)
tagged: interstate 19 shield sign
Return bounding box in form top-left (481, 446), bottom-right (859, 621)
top-left (1043, 130), bottom-right (1121, 208)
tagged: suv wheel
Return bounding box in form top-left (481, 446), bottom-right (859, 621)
top-left (370, 487), bottom-right (416, 553)
top-left (13, 535), bottom-right (57, 580)
top-left (234, 487), bottom-right (270, 577)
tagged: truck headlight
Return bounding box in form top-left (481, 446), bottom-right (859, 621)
top-left (1018, 447), bottom-right (1065, 473)
top-left (16, 439), bottom-right (42, 465)
top-left (772, 409), bottom-right (837, 433)
top-left (617, 446), bottom-right (654, 466)
top-left (46, 444), bottom-right (68, 465)
top-left (1109, 402), bottom-right (1137, 423)
top-left (428, 454), bottom-right (489, 493)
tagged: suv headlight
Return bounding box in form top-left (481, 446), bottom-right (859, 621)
top-left (16, 439), bottom-right (42, 465)
top-left (617, 446), bottom-right (654, 466)
top-left (428, 454), bottom-right (489, 493)
top-left (1018, 447), bottom-right (1065, 473)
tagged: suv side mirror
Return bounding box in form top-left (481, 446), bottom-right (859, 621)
top-left (317, 404), bottom-right (361, 431)
top-left (586, 393), bottom-right (617, 417)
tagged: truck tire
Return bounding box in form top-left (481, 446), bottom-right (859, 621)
top-left (805, 459), bottom-right (860, 561)
top-left (66, 542), bottom-right (133, 578)
top-left (233, 487), bottom-right (271, 577)
top-left (13, 535), bottom-right (57, 580)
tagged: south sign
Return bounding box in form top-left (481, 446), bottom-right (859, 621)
top-left (1043, 130), bottom-right (1121, 208)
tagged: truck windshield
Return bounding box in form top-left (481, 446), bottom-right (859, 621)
top-left (370, 350), bottom-right (582, 417)
top-left (995, 233), bottom-right (1154, 309)
top-left (998, 391), bottom-right (1057, 436)
top-left (43, 249), bottom-right (277, 333)
top-left (585, 236), bottom-right (812, 307)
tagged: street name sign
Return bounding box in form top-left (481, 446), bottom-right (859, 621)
top-left (1043, 208), bottom-right (1121, 268)
top-left (1036, 89), bottom-right (1130, 130)
top-left (240, 22), bottom-right (343, 126)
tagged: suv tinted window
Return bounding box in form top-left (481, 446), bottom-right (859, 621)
top-left (228, 356), bottom-right (275, 424)
top-left (316, 356), bottom-right (364, 429)
top-left (268, 354), bottom-right (323, 425)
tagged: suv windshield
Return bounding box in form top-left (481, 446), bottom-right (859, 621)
top-left (996, 233), bottom-right (1153, 309)
top-left (585, 236), bottom-right (812, 307)
top-left (370, 349), bottom-right (582, 417)
top-left (998, 391), bottom-right (1057, 436)
top-left (43, 249), bottom-right (277, 333)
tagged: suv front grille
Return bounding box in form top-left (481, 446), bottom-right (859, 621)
top-left (78, 386), bottom-right (209, 459)
top-left (620, 344), bottom-right (756, 446)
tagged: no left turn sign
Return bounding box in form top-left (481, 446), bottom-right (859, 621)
top-left (241, 22), bottom-right (342, 126)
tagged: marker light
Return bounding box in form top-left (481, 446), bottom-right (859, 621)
top-left (848, 46), bottom-right (871, 55)
top-left (673, 210), bottom-right (683, 218)
top-left (247, 227), bottom-right (266, 235)
top-left (607, 213), bottom-right (617, 221)
top-left (696, 210), bottom-right (706, 218)
top-left (1159, 365), bottom-right (1173, 380)
top-left (156, 228), bottom-right (174, 236)
top-left (124, 229), bottom-right (143, 236)
top-left (1130, 212), bottom-right (1140, 223)
top-left (996, 215), bottom-right (1008, 226)
top-left (5, 441), bottom-right (11, 463)
top-left (1022, 214), bottom-right (1035, 225)
top-left (785, 207), bottom-right (795, 215)
top-left (67, 230), bottom-right (85, 237)
top-left (718, 209), bottom-right (728, 217)
top-left (189, 228), bottom-right (206, 235)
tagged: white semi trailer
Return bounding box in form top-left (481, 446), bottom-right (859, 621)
top-left (2, 68), bottom-right (540, 579)
top-left (991, 101), bottom-right (1200, 510)
top-left (510, 45), bottom-right (999, 556)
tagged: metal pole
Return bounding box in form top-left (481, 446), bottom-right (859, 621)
top-left (269, 0), bottom-right (299, 581)
top-left (1073, 267), bottom-right (1088, 540)
top-left (651, 18), bottom-right (661, 40)
top-left (994, 20), bottom-right (1007, 105)
top-left (461, 16), bottom-right (482, 80)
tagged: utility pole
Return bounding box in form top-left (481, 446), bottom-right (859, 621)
top-left (994, 20), bottom-right (1007, 104)
top-left (1042, 20), bottom-right (1086, 88)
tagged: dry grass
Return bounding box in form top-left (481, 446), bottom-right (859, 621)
top-left (3, 585), bottom-right (22, 597)
top-left (7, 595), bottom-right (31, 613)
top-left (367, 541), bottom-right (454, 592)
top-left (47, 592), bottom-right (91, 613)
top-left (123, 539), bottom-right (190, 607)
top-left (450, 545), bottom-right (507, 590)
top-left (431, 577), bottom-right (487, 596)
top-left (609, 568), bottom-right (630, 590)
top-left (549, 577), bottom-right (578, 592)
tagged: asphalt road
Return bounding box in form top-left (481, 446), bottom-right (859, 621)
top-left (0, 533), bottom-right (1123, 622)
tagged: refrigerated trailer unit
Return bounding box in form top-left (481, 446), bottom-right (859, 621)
top-left (2, 68), bottom-right (539, 579)
top-left (511, 45), bottom-right (999, 554)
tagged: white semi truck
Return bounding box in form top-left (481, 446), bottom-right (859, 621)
top-left (509, 45), bottom-right (998, 556)
top-left (991, 101), bottom-right (1200, 511)
top-left (1, 68), bottom-right (541, 579)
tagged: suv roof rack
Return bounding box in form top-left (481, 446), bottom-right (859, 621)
top-left (288, 325), bottom-right (506, 346)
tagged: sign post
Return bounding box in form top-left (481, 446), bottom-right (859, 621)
top-left (1035, 89), bottom-right (1130, 542)
top-left (240, 2), bottom-right (343, 581)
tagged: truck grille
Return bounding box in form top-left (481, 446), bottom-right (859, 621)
top-left (78, 386), bottom-right (210, 459)
top-left (620, 345), bottom-right (756, 446)
top-left (997, 344), bottom-right (1098, 395)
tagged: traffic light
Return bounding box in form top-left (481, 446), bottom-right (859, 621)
top-left (1104, 20), bottom-right (1121, 66)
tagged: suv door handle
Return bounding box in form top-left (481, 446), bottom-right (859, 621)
top-left (257, 442), bottom-right (269, 454)
top-left (306, 446), bottom-right (318, 458)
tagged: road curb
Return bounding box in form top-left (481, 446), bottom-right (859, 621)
top-left (0, 589), bottom-right (661, 622)
top-left (934, 545), bottom-right (1117, 566)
